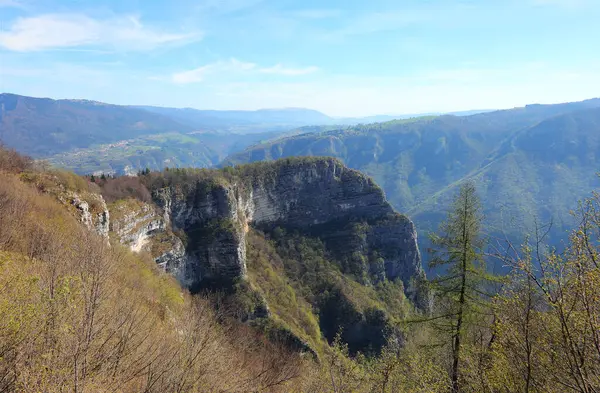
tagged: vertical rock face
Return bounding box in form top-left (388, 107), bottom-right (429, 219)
top-left (108, 198), bottom-right (190, 283)
top-left (61, 192), bottom-right (110, 239)
top-left (368, 219), bottom-right (421, 286)
top-left (246, 161), bottom-right (392, 226)
top-left (154, 185), bottom-right (247, 289)
top-left (151, 158), bottom-right (424, 295)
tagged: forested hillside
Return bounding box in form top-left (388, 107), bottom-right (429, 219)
top-left (0, 93), bottom-right (307, 175)
top-left (225, 99), bottom-right (600, 254)
top-left (412, 107), bottom-right (600, 250)
top-left (0, 93), bottom-right (196, 156)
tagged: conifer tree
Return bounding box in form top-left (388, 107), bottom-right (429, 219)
top-left (427, 181), bottom-right (493, 393)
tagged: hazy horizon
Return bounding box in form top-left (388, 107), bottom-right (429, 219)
top-left (2, 90), bottom-right (500, 118)
top-left (5, 91), bottom-right (600, 119)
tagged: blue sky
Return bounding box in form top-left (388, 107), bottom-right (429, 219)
top-left (1, 0), bottom-right (599, 116)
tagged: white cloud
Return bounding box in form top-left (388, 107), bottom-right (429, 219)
top-left (0, 0), bottom-right (24, 8)
top-left (169, 59), bottom-right (318, 84)
top-left (171, 58), bottom-right (257, 84)
top-left (172, 64), bottom-right (215, 84)
top-left (259, 64), bottom-right (319, 76)
top-left (0, 13), bottom-right (201, 52)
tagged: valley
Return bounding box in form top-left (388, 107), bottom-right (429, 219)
top-left (2, 93), bottom-right (600, 392)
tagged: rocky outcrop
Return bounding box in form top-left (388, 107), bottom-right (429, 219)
top-left (110, 200), bottom-right (163, 251)
top-left (108, 198), bottom-right (190, 282)
top-left (154, 184), bottom-right (248, 289)
top-left (19, 170), bottom-right (111, 239)
top-left (73, 194), bottom-right (110, 238)
top-left (152, 158), bottom-right (424, 294)
top-left (57, 191), bottom-right (110, 239)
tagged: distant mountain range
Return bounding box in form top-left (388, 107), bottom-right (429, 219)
top-left (135, 105), bottom-right (333, 133)
top-left (0, 92), bottom-right (495, 174)
top-left (0, 93), bottom-right (194, 157)
top-left (136, 104), bottom-right (494, 131)
top-left (335, 109), bottom-right (495, 124)
top-left (224, 98), bottom-right (600, 259)
top-left (0, 93), bottom-right (323, 173)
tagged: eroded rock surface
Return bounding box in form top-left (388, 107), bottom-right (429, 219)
top-left (152, 158), bottom-right (424, 293)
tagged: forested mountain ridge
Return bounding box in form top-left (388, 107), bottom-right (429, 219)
top-left (224, 99), bottom-right (600, 253)
top-left (414, 106), bottom-right (600, 243)
top-left (0, 93), bottom-right (196, 156)
top-left (0, 93), bottom-right (305, 175)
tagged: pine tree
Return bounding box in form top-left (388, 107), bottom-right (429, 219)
top-left (90, 174), bottom-right (96, 183)
top-left (427, 181), bottom-right (492, 393)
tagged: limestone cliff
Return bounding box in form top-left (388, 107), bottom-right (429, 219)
top-left (151, 158), bottom-right (423, 293)
top-left (66, 192), bottom-right (110, 238)
top-left (108, 198), bottom-right (188, 279)
top-left (105, 158), bottom-right (426, 354)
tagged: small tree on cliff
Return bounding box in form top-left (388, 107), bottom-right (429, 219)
top-left (427, 181), bottom-right (494, 393)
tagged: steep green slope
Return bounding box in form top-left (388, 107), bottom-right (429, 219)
top-left (245, 228), bottom-right (412, 356)
top-left (411, 108), bottom-right (600, 250)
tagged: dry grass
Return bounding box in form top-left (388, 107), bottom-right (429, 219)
top-left (0, 159), bottom-right (306, 392)
top-left (0, 144), bottom-right (32, 174)
top-left (99, 176), bottom-right (152, 204)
